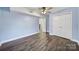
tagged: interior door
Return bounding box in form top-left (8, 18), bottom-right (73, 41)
top-left (64, 13), bottom-right (72, 39)
top-left (53, 15), bottom-right (62, 36)
top-left (53, 13), bottom-right (72, 39)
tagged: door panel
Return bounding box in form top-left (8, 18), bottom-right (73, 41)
top-left (53, 16), bottom-right (60, 35)
top-left (64, 14), bottom-right (72, 39)
top-left (53, 13), bottom-right (72, 39)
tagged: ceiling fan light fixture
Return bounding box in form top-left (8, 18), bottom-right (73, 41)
top-left (42, 11), bottom-right (46, 14)
top-left (41, 7), bottom-right (47, 14)
top-left (40, 7), bottom-right (53, 14)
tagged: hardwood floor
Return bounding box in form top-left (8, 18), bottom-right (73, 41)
top-left (0, 32), bottom-right (79, 51)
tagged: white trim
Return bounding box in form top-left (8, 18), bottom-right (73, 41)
top-left (49, 33), bottom-right (79, 45)
top-left (0, 32), bottom-right (39, 45)
top-left (1, 32), bottom-right (79, 46)
top-left (10, 7), bottom-right (41, 17)
top-left (0, 43), bottom-right (2, 46)
top-left (71, 39), bottom-right (79, 45)
top-left (49, 33), bottom-right (54, 35)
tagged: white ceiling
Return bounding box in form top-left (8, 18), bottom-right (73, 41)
top-left (24, 7), bottom-right (68, 14)
top-left (24, 7), bottom-right (53, 14)
top-left (10, 7), bottom-right (41, 17)
top-left (10, 7), bottom-right (68, 17)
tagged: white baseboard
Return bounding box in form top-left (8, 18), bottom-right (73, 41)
top-left (0, 32), bottom-right (39, 45)
top-left (71, 39), bottom-right (79, 45)
top-left (49, 33), bottom-right (54, 35)
top-left (1, 32), bottom-right (79, 46)
top-left (49, 33), bottom-right (79, 45)
top-left (0, 43), bottom-right (2, 46)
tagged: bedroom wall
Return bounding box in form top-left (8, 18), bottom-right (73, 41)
top-left (48, 7), bottom-right (79, 42)
top-left (46, 15), bottom-right (49, 32)
top-left (72, 8), bottom-right (79, 40)
top-left (0, 7), bottom-right (39, 44)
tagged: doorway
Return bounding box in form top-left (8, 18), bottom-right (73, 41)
top-left (39, 17), bottom-right (46, 33)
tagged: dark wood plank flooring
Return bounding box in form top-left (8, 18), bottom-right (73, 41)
top-left (0, 32), bottom-right (79, 51)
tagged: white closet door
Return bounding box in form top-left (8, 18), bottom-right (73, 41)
top-left (64, 14), bottom-right (72, 39)
top-left (53, 13), bottom-right (72, 39)
top-left (53, 15), bottom-right (63, 36)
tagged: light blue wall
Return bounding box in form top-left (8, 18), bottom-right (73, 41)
top-left (49, 13), bottom-right (53, 35)
top-left (46, 15), bottom-right (49, 32)
top-left (72, 8), bottom-right (79, 40)
top-left (0, 7), bottom-right (39, 43)
top-left (48, 7), bottom-right (79, 41)
top-left (0, 7), bottom-right (10, 11)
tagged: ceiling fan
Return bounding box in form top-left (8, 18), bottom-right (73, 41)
top-left (40, 7), bottom-right (52, 14)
